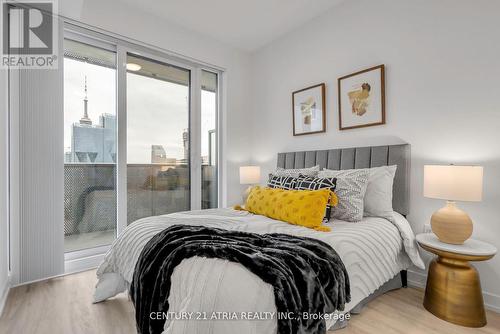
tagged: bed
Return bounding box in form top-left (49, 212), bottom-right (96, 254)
top-left (94, 144), bottom-right (424, 333)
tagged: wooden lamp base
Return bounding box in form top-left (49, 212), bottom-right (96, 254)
top-left (431, 201), bottom-right (472, 245)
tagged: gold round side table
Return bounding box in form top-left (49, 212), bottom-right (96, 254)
top-left (416, 233), bottom-right (497, 328)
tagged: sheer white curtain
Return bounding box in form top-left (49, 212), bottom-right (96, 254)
top-left (9, 17), bottom-right (65, 284)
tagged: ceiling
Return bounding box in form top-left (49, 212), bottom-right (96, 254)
top-left (115, 0), bottom-right (346, 52)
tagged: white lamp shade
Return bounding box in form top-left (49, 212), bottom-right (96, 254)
top-left (424, 165), bottom-right (483, 202)
top-left (239, 166), bottom-right (261, 185)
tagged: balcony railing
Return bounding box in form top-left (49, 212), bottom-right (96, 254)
top-left (64, 163), bottom-right (216, 237)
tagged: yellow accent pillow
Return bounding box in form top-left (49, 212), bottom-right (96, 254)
top-left (244, 186), bottom-right (333, 232)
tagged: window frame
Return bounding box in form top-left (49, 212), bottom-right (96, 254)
top-left (61, 23), bottom-right (224, 271)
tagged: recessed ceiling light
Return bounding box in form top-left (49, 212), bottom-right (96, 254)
top-left (126, 63), bottom-right (141, 71)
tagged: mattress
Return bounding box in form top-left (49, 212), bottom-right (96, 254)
top-left (94, 208), bottom-right (422, 333)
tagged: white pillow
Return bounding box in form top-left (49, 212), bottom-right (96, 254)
top-left (274, 165), bottom-right (319, 178)
top-left (318, 168), bottom-right (370, 222)
top-left (321, 165), bottom-right (397, 220)
top-left (364, 165), bottom-right (397, 219)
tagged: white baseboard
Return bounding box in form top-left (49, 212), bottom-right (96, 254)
top-left (483, 292), bottom-right (500, 313)
top-left (0, 277), bottom-right (11, 317)
top-left (407, 270), bottom-right (426, 289)
top-left (408, 269), bottom-right (500, 313)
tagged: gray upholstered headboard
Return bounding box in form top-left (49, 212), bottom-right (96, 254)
top-left (277, 144), bottom-right (410, 216)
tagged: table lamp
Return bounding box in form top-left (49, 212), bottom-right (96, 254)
top-left (239, 166), bottom-right (261, 203)
top-left (423, 165), bottom-right (483, 244)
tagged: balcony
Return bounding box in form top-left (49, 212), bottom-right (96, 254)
top-left (64, 163), bottom-right (216, 252)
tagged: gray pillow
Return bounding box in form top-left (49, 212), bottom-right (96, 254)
top-left (318, 169), bottom-right (370, 222)
top-left (274, 165), bottom-right (319, 178)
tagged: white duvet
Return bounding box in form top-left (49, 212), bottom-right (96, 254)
top-left (94, 208), bottom-right (424, 333)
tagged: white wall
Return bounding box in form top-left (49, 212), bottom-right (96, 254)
top-left (249, 0), bottom-right (500, 310)
top-left (61, 0), bottom-right (253, 206)
top-left (0, 69), bottom-right (9, 311)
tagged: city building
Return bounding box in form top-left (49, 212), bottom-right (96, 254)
top-left (66, 78), bottom-right (116, 163)
top-left (151, 144), bottom-right (177, 164)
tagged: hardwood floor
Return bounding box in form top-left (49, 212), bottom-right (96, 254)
top-left (0, 270), bottom-right (135, 334)
top-left (1, 270), bottom-right (499, 334)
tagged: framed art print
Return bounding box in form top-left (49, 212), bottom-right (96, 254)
top-left (292, 83), bottom-right (326, 136)
top-left (338, 65), bottom-right (385, 130)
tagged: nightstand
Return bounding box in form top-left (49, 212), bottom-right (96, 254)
top-left (416, 233), bottom-right (497, 327)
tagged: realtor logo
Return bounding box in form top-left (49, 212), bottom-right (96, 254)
top-left (1, 0), bottom-right (58, 68)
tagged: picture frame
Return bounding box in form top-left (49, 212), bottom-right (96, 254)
top-left (292, 83), bottom-right (326, 136)
top-left (338, 65), bottom-right (385, 130)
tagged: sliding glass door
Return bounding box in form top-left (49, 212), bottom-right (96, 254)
top-left (62, 28), bottom-right (221, 260)
top-left (126, 54), bottom-right (191, 224)
top-left (201, 70), bottom-right (218, 209)
top-left (63, 38), bottom-right (117, 252)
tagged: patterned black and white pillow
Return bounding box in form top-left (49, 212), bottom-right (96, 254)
top-left (296, 175), bottom-right (337, 223)
top-left (267, 174), bottom-right (298, 190)
top-left (318, 169), bottom-right (370, 222)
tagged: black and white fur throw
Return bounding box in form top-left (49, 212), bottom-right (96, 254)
top-left (130, 224), bottom-right (350, 334)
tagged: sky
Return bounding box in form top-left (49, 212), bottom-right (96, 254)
top-left (64, 58), bottom-right (216, 163)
